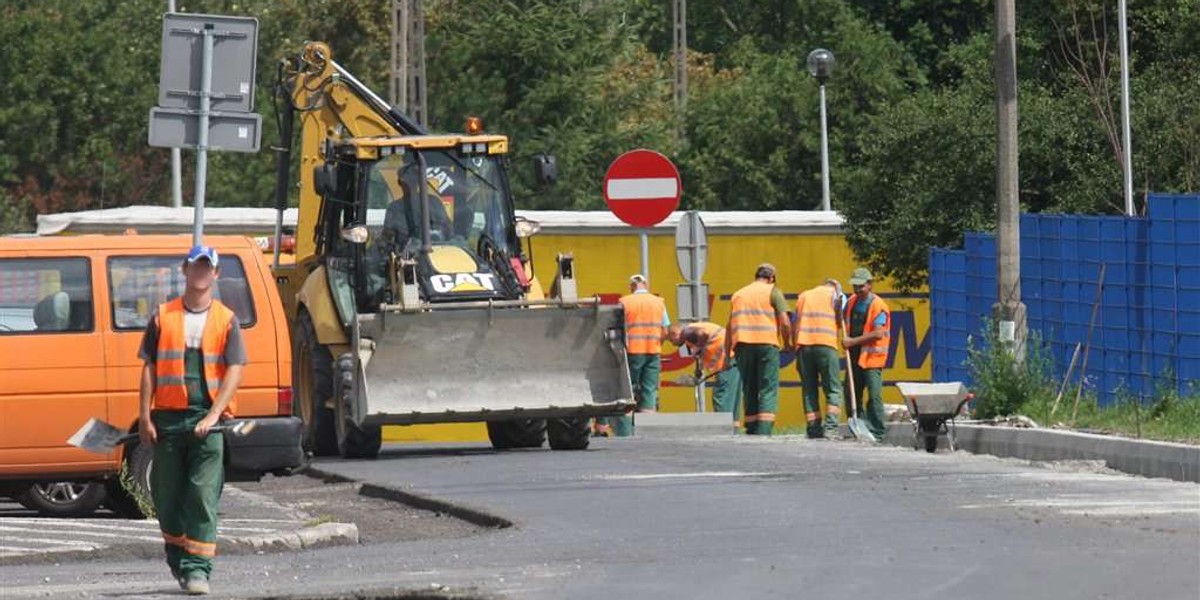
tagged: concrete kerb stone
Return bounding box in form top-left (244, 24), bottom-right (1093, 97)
top-left (305, 466), bottom-right (514, 530)
top-left (633, 412), bottom-right (737, 437)
top-left (219, 483), bottom-right (359, 553)
top-left (869, 421), bottom-right (1200, 483)
top-left (225, 522), bottom-right (360, 553)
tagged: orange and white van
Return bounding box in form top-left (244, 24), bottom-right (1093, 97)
top-left (0, 234), bottom-right (303, 516)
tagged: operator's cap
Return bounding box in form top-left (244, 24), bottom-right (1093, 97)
top-left (849, 267), bottom-right (873, 286)
top-left (630, 274), bottom-right (647, 285)
top-left (186, 245), bottom-right (219, 267)
top-left (755, 263), bottom-right (777, 279)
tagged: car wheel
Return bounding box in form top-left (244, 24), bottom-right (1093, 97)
top-left (17, 481), bottom-right (106, 517)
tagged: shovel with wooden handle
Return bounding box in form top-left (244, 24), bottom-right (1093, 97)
top-left (67, 417), bottom-right (257, 454)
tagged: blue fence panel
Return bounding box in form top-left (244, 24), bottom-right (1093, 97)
top-left (928, 193), bottom-right (1199, 405)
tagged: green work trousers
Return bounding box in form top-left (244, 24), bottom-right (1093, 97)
top-left (798, 345), bottom-right (843, 437)
top-left (711, 362), bottom-right (742, 423)
top-left (150, 424), bottom-right (224, 579)
top-left (844, 354), bottom-right (887, 440)
top-left (614, 353), bottom-right (661, 437)
top-left (735, 343), bottom-right (779, 435)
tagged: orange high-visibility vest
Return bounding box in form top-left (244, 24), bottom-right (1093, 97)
top-left (730, 281), bottom-right (780, 347)
top-left (794, 284), bottom-right (839, 348)
top-left (620, 292), bottom-right (667, 355)
top-left (154, 297), bottom-right (237, 418)
top-left (687, 322), bottom-right (729, 374)
top-left (846, 293), bottom-right (891, 369)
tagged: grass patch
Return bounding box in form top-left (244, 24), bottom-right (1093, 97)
top-left (1045, 384), bottom-right (1200, 444)
top-left (117, 463), bottom-right (155, 519)
top-left (304, 514), bottom-right (336, 527)
top-left (967, 320), bottom-right (1200, 444)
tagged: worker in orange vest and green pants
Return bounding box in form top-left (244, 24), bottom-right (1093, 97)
top-left (727, 264), bottom-right (791, 435)
top-left (607, 274), bottom-right (669, 437)
top-left (138, 246), bottom-right (247, 595)
top-left (841, 267), bottom-right (891, 441)
top-left (668, 322), bottom-right (742, 426)
top-left (794, 278), bottom-right (845, 439)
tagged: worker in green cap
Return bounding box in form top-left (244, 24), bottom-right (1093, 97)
top-left (841, 267), bottom-right (891, 441)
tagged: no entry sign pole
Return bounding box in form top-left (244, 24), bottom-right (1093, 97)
top-left (640, 230), bottom-right (650, 282)
top-left (603, 149), bottom-right (682, 286)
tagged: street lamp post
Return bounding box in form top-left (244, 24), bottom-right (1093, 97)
top-left (807, 48), bottom-right (835, 212)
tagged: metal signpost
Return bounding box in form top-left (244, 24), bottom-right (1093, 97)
top-left (675, 210), bottom-right (708, 412)
top-left (149, 13), bottom-right (261, 246)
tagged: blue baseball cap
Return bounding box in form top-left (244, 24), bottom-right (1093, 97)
top-left (186, 245), bottom-right (219, 267)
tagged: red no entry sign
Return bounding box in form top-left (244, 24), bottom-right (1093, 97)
top-left (603, 149), bottom-right (681, 228)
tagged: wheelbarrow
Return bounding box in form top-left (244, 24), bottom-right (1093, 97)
top-left (894, 382), bottom-right (973, 453)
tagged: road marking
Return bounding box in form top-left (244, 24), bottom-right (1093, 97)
top-left (1, 517), bottom-right (277, 533)
top-left (588, 471), bottom-right (775, 481)
top-left (0, 525), bottom-right (161, 543)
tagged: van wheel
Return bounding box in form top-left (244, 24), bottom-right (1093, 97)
top-left (106, 441), bottom-right (154, 519)
top-left (547, 417), bottom-right (591, 450)
top-left (334, 355), bottom-right (382, 459)
top-left (295, 310), bottom-right (338, 456)
top-left (487, 419), bottom-right (546, 450)
top-left (17, 481), bottom-right (106, 517)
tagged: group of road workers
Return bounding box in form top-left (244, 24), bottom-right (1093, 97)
top-left (601, 263), bottom-right (891, 441)
top-left (135, 243), bottom-right (893, 595)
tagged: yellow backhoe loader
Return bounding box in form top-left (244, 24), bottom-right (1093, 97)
top-left (270, 42), bottom-right (633, 458)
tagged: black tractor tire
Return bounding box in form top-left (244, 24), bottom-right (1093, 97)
top-left (334, 355), bottom-right (382, 459)
top-left (17, 481), bottom-right (106, 517)
top-left (106, 440), bottom-right (154, 518)
top-left (547, 417), bottom-right (591, 451)
top-left (294, 310), bottom-right (339, 456)
top-left (487, 419), bottom-right (547, 450)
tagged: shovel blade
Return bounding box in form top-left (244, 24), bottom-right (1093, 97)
top-left (67, 418), bottom-right (127, 454)
top-left (847, 418), bottom-right (877, 443)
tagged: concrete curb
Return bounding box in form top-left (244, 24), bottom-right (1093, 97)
top-left (873, 422), bottom-right (1200, 483)
top-left (224, 521), bottom-right (360, 553)
top-left (305, 466), bottom-right (513, 530)
top-left (633, 412), bottom-right (738, 437)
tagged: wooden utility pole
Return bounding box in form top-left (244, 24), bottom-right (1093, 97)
top-left (994, 0), bottom-right (1026, 355)
top-left (390, 0), bottom-right (427, 127)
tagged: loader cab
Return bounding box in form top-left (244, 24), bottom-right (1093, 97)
top-left (315, 140), bottom-right (529, 313)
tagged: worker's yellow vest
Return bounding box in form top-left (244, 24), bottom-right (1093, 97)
top-left (794, 285), bottom-right (839, 348)
top-left (688, 321), bottom-right (729, 373)
top-left (729, 281), bottom-right (779, 347)
top-left (846, 293), bottom-right (890, 369)
top-left (154, 297), bottom-right (237, 418)
top-left (620, 293), bottom-right (666, 355)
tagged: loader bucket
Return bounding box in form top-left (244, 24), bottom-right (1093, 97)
top-left (355, 304), bottom-right (634, 426)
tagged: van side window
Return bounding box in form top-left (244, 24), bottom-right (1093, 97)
top-left (108, 256), bottom-right (257, 330)
top-left (0, 258), bottom-right (94, 334)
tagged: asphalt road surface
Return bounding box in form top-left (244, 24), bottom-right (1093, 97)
top-left (3, 434), bottom-right (1198, 599)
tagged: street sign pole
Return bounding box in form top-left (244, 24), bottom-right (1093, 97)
top-left (192, 23), bottom-right (214, 246)
top-left (674, 210), bottom-right (708, 413)
top-left (640, 230), bottom-right (650, 282)
top-left (168, 0), bottom-right (182, 209)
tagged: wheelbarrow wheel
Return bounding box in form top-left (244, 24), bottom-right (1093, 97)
top-left (918, 418), bottom-right (940, 453)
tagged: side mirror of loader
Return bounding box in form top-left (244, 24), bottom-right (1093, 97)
top-left (313, 164), bottom-right (337, 196)
top-left (533, 154), bottom-right (558, 187)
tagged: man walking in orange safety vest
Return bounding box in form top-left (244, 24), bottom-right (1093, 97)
top-left (138, 245), bottom-right (246, 595)
top-left (841, 267), bottom-right (891, 441)
top-left (605, 274), bottom-right (669, 437)
top-left (794, 278), bottom-right (845, 439)
top-left (727, 264), bottom-right (791, 435)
